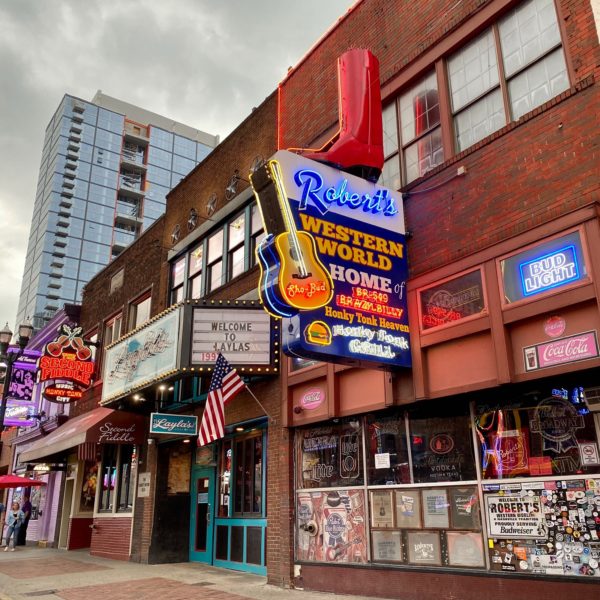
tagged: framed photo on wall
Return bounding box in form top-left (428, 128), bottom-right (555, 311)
top-left (422, 488), bottom-right (450, 529)
top-left (370, 490), bottom-right (394, 528)
top-left (395, 490), bottom-right (421, 528)
top-left (406, 531), bottom-right (442, 566)
top-left (447, 531), bottom-right (485, 567)
top-left (372, 530), bottom-right (403, 562)
top-left (449, 487), bottom-right (481, 530)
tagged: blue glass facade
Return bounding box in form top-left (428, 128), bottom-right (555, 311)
top-left (16, 94), bottom-right (217, 330)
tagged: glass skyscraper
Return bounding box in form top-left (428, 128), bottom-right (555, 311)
top-left (16, 92), bottom-right (219, 330)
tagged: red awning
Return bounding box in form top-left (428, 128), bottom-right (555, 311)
top-left (19, 407), bottom-right (147, 464)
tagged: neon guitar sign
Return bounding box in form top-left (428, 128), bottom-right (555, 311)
top-left (252, 159), bottom-right (333, 318)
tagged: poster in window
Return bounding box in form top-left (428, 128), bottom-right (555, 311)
top-left (447, 531), bottom-right (485, 567)
top-left (370, 490), bottom-right (394, 528)
top-left (295, 489), bottom-right (367, 564)
top-left (394, 490), bottom-right (421, 528)
top-left (372, 530), bottom-right (403, 562)
top-left (422, 489), bottom-right (450, 529)
top-left (79, 461), bottom-right (98, 512)
top-left (407, 531), bottom-right (442, 566)
top-left (449, 487), bottom-right (480, 530)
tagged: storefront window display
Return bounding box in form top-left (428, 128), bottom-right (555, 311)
top-left (476, 392), bottom-right (599, 479)
top-left (79, 461), bottom-right (98, 512)
top-left (366, 413), bottom-right (410, 485)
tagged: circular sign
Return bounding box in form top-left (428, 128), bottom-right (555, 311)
top-left (430, 433), bottom-right (454, 455)
top-left (544, 315), bottom-right (566, 338)
top-left (301, 387), bottom-right (325, 410)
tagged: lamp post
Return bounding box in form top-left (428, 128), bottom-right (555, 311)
top-left (0, 319), bottom-right (34, 433)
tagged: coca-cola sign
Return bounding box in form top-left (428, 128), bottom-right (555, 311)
top-left (301, 387), bottom-right (325, 410)
top-left (524, 330), bottom-right (599, 372)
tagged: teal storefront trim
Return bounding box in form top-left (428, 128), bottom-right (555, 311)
top-left (212, 517), bottom-right (267, 575)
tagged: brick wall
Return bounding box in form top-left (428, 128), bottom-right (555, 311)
top-left (90, 516), bottom-right (132, 561)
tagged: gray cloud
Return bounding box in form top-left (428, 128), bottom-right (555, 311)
top-left (0, 0), bottom-right (355, 326)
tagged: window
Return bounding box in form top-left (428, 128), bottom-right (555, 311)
top-left (170, 257), bottom-right (185, 303)
top-left (98, 445), bottom-right (136, 513)
top-left (250, 204), bottom-right (265, 267)
top-left (189, 244), bottom-right (203, 299)
top-left (104, 313), bottom-right (122, 347)
top-left (233, 434), bottom-right (263, 516)
top-left (384, 0), bottom-right (568, 186)
top-left (207, 229), bottom-right (224, 293)
top-left (129, 293), bottom-right (151, 330)
top-left (228, 212), bottom-right (246, 280)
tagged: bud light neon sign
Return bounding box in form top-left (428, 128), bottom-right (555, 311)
top-left (519, 245), bottom-right (580, 297)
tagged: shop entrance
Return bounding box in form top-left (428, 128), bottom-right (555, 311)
top-left (58, 477), bottom-right (74, 549)
top-left (189, 467), bottom-right (215, 563)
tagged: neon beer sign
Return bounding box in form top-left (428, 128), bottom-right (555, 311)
top-left (519, 245), bottom-right (580, 296)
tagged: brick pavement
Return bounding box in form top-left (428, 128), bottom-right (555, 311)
top-left (56, 577), bottom-right (250, 600)
top-left (0, 557), bottom-right (109, 579)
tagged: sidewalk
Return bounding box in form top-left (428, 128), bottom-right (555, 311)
top-left (0, 546), bottom-right (379, 600)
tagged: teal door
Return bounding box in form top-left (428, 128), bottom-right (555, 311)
top-left (189, 467), bottom-right (215, 563)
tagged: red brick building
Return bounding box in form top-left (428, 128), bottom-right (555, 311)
top-left (17, 1), bottom-right (600, 598)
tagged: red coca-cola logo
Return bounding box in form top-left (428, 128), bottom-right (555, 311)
top-left (544, 316), bottom-right (565, 338)
top-left (542, 336), bottom-right (589, 361)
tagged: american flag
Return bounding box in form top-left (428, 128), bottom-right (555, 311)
top-left (198, 354), bottom-right (246, 446)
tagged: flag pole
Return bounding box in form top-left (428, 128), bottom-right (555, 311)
top-left (244, 384), bottom-right (275, 422)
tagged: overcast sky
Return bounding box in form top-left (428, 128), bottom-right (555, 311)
top-left (0, 0), bottom-right (356, 328)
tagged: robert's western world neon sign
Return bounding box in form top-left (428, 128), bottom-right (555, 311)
top-left (251, 150), bottom-right (410, 368)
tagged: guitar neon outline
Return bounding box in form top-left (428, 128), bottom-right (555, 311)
top-left (252, 159), bottom-right (333, 318)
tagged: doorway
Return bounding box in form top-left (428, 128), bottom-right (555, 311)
top-left (189, 467), bottom-right (215, 563)
top-left (58, 478), bottom-right (74, 549)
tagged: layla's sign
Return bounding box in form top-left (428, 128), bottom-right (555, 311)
top-left (38, 325), bottom-right (94, 404)
top-left (150, 413), bottom-right (198, 436)
top-left (252, 151), bottom-right (410, 368)
top-left (102, 307), bottom-right (180, 403)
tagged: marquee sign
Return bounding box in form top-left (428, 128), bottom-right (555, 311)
top-left (102, 306), bottom-right (180, 403)
top-left (38, 325), bottom-right (94, 404)
top-left (251, 150), bottom-right (410, 368)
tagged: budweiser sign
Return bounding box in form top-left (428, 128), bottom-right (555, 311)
top-left (524, 330), bottom-right (599, 372)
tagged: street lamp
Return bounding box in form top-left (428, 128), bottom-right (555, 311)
top-left (0, 319), bottom-right (34, 433)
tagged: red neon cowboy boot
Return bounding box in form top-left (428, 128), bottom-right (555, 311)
top-left (296, 48), bottom-right (384, 182)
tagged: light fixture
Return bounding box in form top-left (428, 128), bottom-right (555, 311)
top-left (0, 323), bottom-right (12, 347)
top-left (235, 426), bottom-right (244, 432)
top-left (168, 386), bottom-right (174, 392)
top-left (158, 384), bottom-right (167, 391)
top-left (182, 438), bottom-right (191, 444)
top-left (225, 170), bottom-right (250, 201)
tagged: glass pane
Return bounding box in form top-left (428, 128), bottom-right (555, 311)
top-left (99, 445), bottom-right (117, 512)
top-left (172, 257), bottom-right (185, 287)
top-left (296, 419), bottom-right (364, 489)
top-left (399, 72), bottom-right (439, 145)
top-left (251, 203), bottom-right (263, 234)
top-left (133, 296), bottom-right (151, 328)
top-left (244, 439), bottom-right (253, 513)
top-left (409, 408), bottom-right (477, 483)
top-left (508, 48), bottom-right (568, 120)
top-left (228, 213), bottom-right (245, 249)
top-left (419, 270), bottom-right (485, 330)
top-left (234, 440), bottom-right (244, 513)
top-left (499, 231), bottom-right (586, 304)
top-left (378, 155), bottom-right (401, 190)
top-left (189, 244), bottom-right (203, 276)
top-left (79, 461), bottom-right (98, 512)
top-left (476, 389), bottom-right (600, 479)
top-left (448, 29), bottom-right (499, 112)
top-left (454, 89), bottom-right (505, 152)
top-left (229, 246), bottom-right (245, 280)
top-left (404, 127), bottom-right (443, 183)
top-left (382, 103), bottom-right (399, 157)
top-left (218, 442), bottom-right (232, 517)
top-left (366, 413), bottom-right (410, 485)
top-left (208, 229), bottom-right (224, 263)
top-left (190, 274), bottom-right (202, 299)
top-left (499, 0), bottom-right (561, 78)
top-left (117, 445), bottom-right (135, 512)
top-left (209, 261), bottom-right (223, 291)
top-left (254, 437), bottom-right (262, 513)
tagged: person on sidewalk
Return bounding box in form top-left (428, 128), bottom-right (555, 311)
top-left (4, 502), bottom-right (24, 552)
top-left (17, 495), bottom-right (32, 546)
